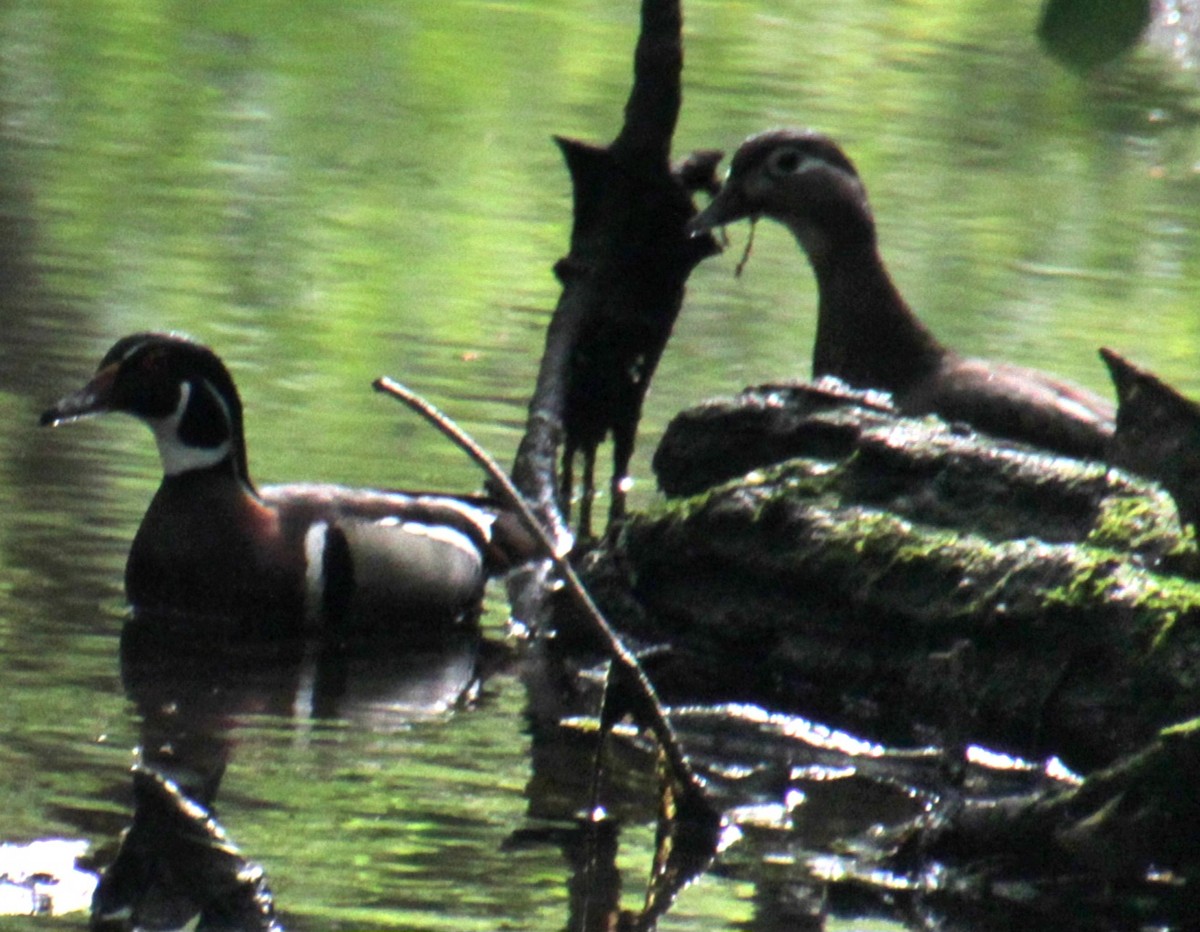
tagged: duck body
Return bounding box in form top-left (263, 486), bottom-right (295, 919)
top-left (689, 128), bottom-right (1115, 460)
top-left (42, 333), bottom-right (526, 635)
top-left (126, 467), bottom-right (301, 625)
top-left (128, 474), bottom-right (495, 631)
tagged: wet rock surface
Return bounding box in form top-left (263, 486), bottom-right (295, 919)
top-left (583, 381), bottom-right (1200, 771)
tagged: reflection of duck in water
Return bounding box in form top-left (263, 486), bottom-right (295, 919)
top-left (41, 332), bottom-right (532, 633)
top-left (689, 129), bottom-right (1116, 459)
top-left (98, 612), bottom-right (489, 930)
top-left (121, 616), bottom-right (487, 801)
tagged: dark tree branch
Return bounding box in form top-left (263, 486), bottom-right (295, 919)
top-left (511, 0), bottom-right (720, 542)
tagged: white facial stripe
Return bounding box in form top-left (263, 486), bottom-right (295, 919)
top-left (118, 332), bottom-right (192, 363)
top-left (145, 381), bottom-right (233, 476)
top-left (115, 337), bottom-right (154, 364)
top-left (793, 155), bottom-right (830, 175)
top-left (303, 522), bottom-right (328, 629)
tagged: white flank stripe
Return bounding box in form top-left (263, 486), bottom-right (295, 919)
top-left (398, 521), bottom-right (480, 559)
top-left (303, 522), bottom-right (328, 628)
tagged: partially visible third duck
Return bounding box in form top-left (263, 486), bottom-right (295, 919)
top-left (688, 129), bottom-right (1115, 459)
top-left (41, 333), bottom-right (531, 634)
top-left (1100, 347), bottom-right (1200, 529)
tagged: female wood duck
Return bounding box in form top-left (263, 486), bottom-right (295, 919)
top-left (688, 128), bottom-right (1115, 460)
top-left (40, 332), bottom-right (531, 635)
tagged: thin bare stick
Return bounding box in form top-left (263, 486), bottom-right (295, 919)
top-left (734, 218), bottom-right (757, 278)
top-left (372, 376), bottom-right (711, 814)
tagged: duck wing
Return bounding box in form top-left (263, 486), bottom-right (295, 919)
top-left (262, 484), bottom-right (525, 627)
top-left (902, 355), bottom-right (1115, 460)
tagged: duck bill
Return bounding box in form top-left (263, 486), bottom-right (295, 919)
top-left (686, 185), bottom-right (754, 237)
top-left (39, 364), bottom-right (118, 427)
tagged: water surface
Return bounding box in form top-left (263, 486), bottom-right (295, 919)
top-left (2, 1), bottom-right (1198, 928)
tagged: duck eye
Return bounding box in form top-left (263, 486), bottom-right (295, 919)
top-left (769, 148), bottom-right (804, 175)
top-left (137, 347), bottom-right (169, 378)
top-left (129, 352), bottom-right (187, 417)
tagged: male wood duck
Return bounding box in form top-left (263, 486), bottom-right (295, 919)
top-left (40, 332), bottom-right (532, 634)
top-left (688, 128), bottom-right (1116, 460)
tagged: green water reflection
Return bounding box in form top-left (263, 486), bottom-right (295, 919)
top-left (2, 0), bottom-right (1199, 928)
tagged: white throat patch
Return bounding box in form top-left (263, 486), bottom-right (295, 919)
top-left (145, 380), bottom-right (233, 476)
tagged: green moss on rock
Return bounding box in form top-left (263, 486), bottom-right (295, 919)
top-left (590, 398), bottom-right (1200, 769)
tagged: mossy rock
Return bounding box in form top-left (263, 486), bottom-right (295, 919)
top-left (584, 385), bottom-right (1200, 770)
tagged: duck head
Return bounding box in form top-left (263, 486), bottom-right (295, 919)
top-left (688, 128), bottom-right (876, 261)
top-left (41, 332), bottom-right (251, 482)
